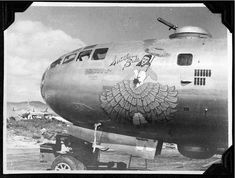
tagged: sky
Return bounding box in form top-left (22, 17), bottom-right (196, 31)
top-left (4, 2), bottom-right (228, 102)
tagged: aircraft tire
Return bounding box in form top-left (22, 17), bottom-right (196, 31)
top-left (51, 155), bottom-right (86, 170)
top-left (177, 144), bottom-right (215, 159)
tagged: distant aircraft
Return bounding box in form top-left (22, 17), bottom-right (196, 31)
top-left (40, 18), bottom-right (229, 170)
top-left (11, 101), bottom-right (53, 120)
top-left (29, 108), bottom-right (51, 119)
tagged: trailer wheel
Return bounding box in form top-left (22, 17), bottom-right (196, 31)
top-left (51, 155), bottom-right (86, 171)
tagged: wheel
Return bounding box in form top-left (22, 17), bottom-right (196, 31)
top-left (117, 162), bottom-right (127, 170)
top-left (51, 155), bottom-right (86, 171)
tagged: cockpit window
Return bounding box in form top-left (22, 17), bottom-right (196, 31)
top-left (76, 50), bottom-right (92, 61)
top-left (50, 58), bottom-right (62, 68)
top-left (63, 53), bottom-right (77, 64)
top-left (92, 48), bottom-right (109, 60)
top-left (177, 53), bottom-right (193, 66)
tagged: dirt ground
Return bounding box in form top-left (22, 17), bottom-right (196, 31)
top-left (5, 132), bottom-right (221, 173)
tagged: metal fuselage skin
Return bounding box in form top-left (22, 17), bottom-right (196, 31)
top-left (41, 37), bottom-right (228, 152)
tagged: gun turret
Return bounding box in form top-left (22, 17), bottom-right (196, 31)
top-left (157, 17), bottom-right (178, 30)
top-left (157, 17), bottom-right (211, 39)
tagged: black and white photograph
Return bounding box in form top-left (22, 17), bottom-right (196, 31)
top-left (3, 2), bottom-right (233, 174)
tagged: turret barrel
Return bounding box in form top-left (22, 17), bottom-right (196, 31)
top-left (157, 17), bottom-right (177, 30)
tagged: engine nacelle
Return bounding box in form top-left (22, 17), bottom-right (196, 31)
top-left (177, 144), bottom-right (216, 159)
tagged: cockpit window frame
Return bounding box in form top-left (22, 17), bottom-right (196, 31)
top-left (177, 53), bottom-right (193, 66)
top-left (76, 50), bottom-right (93, 62)
top-left (50, 57), bottom-right (63, 69)
top-left (62, 53), bottom-right (77, 64)
top-left (91, 48), bottom-right (109, 61)
top-left (83, 44), bottom-right (97, 50)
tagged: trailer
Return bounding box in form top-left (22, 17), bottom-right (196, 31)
top-left (40, 124), bottom-right (161, 171)
top-left (40, 133), bottom-right (132, 170)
